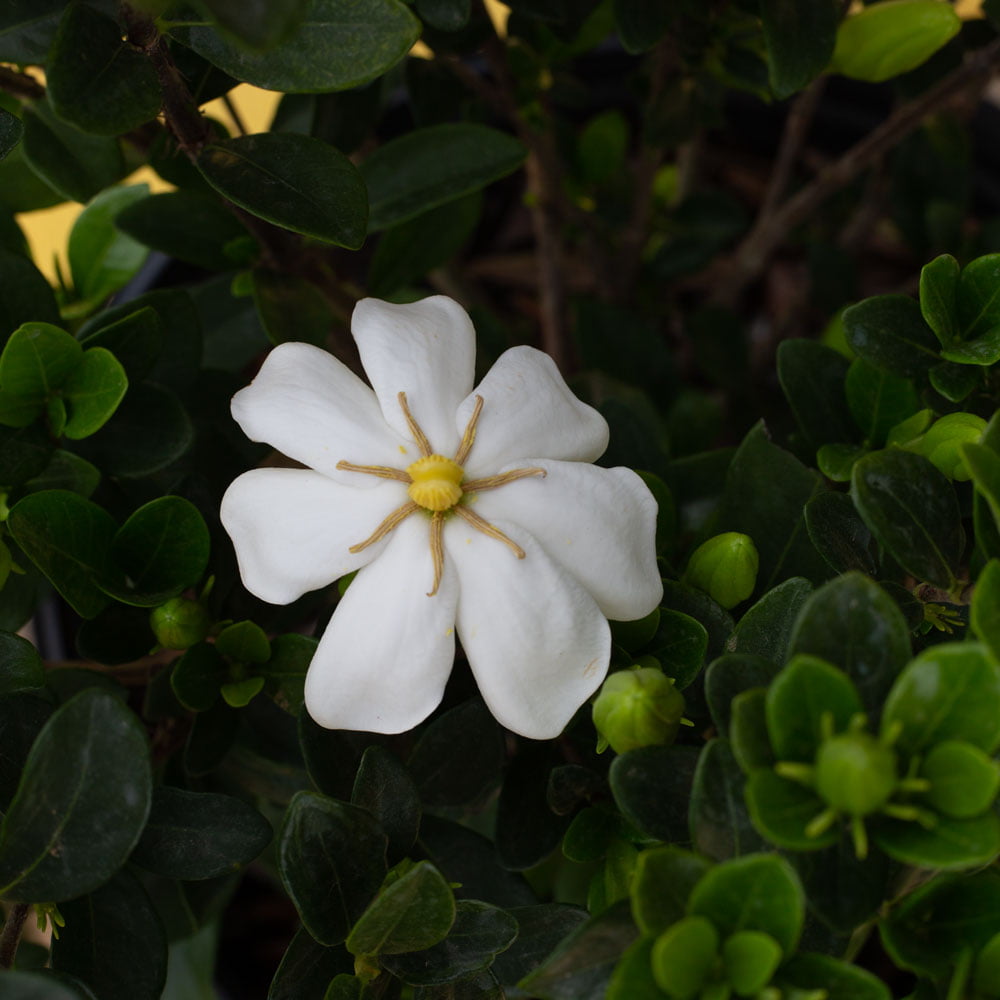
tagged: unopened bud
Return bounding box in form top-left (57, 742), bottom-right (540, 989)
top-left (592, 667), bottom-right (685, 754)
top-left (684, 532), bottom-right (759, 609)
top-left (815, 732), bottom-right (897, 816)
top-left (150, 597), bottom-right (211, 650)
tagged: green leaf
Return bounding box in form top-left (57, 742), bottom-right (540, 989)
top-left (101, 496), bottom-right (210, 607)
top-left (631, 846), bottom-right (711, 937)
top-left (0, 321), bottom-right (82, 426)
top-left (260, 632), bottom-right (315, 715)
top-left (972, 558), bottom-right (1000, 662)
top-left (278, 791), bottom-right (387, 946)
top-left (171, 642), bottom-right (226, 712)
top-left (940, 327), bottom-right (1000, 366)
top-left (0, 630), bottom-right (43, 693)
top-left (46, 4), bottom-right (161, 135)
top-left (347, 861), bottom-right (455, 957)
top-left (362, 123), bottom-right (527, 231)
top-left (251, 268), bottom-right (334, 347)
top-left (843, 294), bottom-right (941, 377)
top-left (766, 654), bottom-right (862, 762)
top-left (51, 869), bottom-right (167, 1000)
top-left (689, 738), bottom-right (768, 861)
top-left (722, 930), bottom-right (782, 996)
top-left (881, 642), bottom-right (1000, 757)
top-left (197, 0), bottom-right (310, 49)
top-left (0, 693), bottom-right (51, 810)
top-left (21, 101), bottom-right (124, 203)
top-left (25, 448), bottom-right (100, 497)
top-left (0, 689), bottom-right (152, 901)
top-left (175, 0), bottom-right (420, 92)
top-left (964, 442), bottom-right (1000, 536)
top-left (0, 247), bottom-right (60, 335)
top-left (491, 904), bottom-right (589, 992)
top-left (830, 0), bottom-right (961, 83)
top-left (562, 806), bottom-right (617, 864)
top-left (788, 571), bottom-right (911, 717)
top-left (68, 184), bottom-right (150, 305)
top-left (650, 915), bottom-right (718, 997)
top-left (804, 491), bottom-right (877, 576)
top-left (930, 360), bottom-right (980, 402)
top-left (919, 252), bottom-right (960, 346)
top-left (651, 609), bottom-right (707, 687)
top-left (958, 252), bottom-right (1000, 340)
top-left (605, 937), bottom-right (670, 1000)
top-left (612, 0), bottom-right (670, 54)
top-left (761, 0), bottom-right (838, 97)
top-left (745, 768), bottom-right (834, 851)
top-left (62, 347), bottom-right (128, 439)
top-left (130, 785), bottom-right (273, 880)
top-left (975, 933), bottom-right (1000, 998)
top-left (725, 577), bottom-right (812, 664)
top-left (197, 133), bottom-right (367, 248)
top-left (845, 357), bottom-right (919, 447)
top-left (7, 489), bottom-right (116, 618)
top-left (115, 191), bottom-right (252, 271)
top-left (873, 812), bottom-right (1000, 871)
top-left (216, 620), bottom-right (271, 664)
top-left (268, 927), bottom-right (352, 1000)
top-left (78, 305), bottom-right (163, 382)
top-left (778, 952), bottom-right (891, 1000)
top-left (609, 745), bottom-right (700, 843)
top-left (0, 106), bottom-right (22, 160)
top-left (351, 745), bottom-right (421, 863)
top-left (921, 740), bottom-right (1000, 819)
top-left (687, 853), bottom-right (804, 955)
top-left (850, 448), bottom-right (962, 591)
top-left (704, 654), bottom-right (779, 737)
top-left (729, 688), bottom-right (774, 773)
top-left (220, 674), bottom-right (265, 707)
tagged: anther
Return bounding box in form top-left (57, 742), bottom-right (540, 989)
top-left (454, 506), bottom-right (526, 560)
top-left (348, 501), bottom-right (419, 553)
top-left (397, 392), bottom-right (433, 458)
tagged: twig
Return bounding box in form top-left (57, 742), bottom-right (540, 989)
top-left (0, 903), bottom-right (30, 970)
top-left (222, 91), bottom-right (248, 136)
top-left (717, 36), bottom-right (1000, 304)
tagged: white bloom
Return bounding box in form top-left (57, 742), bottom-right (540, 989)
top-left (221, 296), bottom-right (662, 740)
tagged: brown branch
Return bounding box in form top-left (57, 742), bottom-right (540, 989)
top-left (0, 66), bottom-right (44, 101)
top-left (0, 903), bottom-right (30, 970)
top-left (716, 36), bottom-right (1000, 304)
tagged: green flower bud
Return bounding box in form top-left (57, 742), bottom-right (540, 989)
top-left (684, 532), bottom-right (759, 609)
top-left (815, 732), bottom-right (897, 816)
top-left (915, 412), bottom-right (987, 481)
top-left (592, 667), bottom-right (684, 754)
top-left (150, 597), bottom-right (212, 650)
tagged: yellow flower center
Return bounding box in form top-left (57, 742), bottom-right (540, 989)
top-left (336, 391), bottom-right (545, 597)
top-left (406, 454), bottom-right (464, 511)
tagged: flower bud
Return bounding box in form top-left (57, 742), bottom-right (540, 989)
top-left (815, 732), bottom-right (897, 816)
top-left (684, 532), bottom-right (759, 609)
top-left (150, 597), bottom-right (212, 650)
top-left (915, 412), bottom-right (986, 481)
top-left (592, 667), bottom-right (685, 754)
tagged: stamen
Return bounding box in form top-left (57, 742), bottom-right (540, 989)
top-left (463, 467), bottom-right (546, 492)
top-left (454, 395), bottom-right (484, 466)
top-left (454, 505), bottom-right (526, 560)
top-left (427, 512), bottom-right (445, 596)
top-left (336, 461), bottom-right (411, 483)
top-left (397, 392), bottom-right (432, 458)
top-left (348, 501), bottom-right (419, 553)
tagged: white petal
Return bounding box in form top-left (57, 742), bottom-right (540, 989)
top-left (456, 347), bottom-right (609, 477)
top-left (353, 296), bottom-right (476, 457)
top-left (221, 469), bottom-right (407, 604)
top-left (304, 514), bottom-right (458, 733)
top-left (231, 342), bottom-right (407, 484)
top-left (446, 518), bottom-right (610, 740)
top-left (468, 461), bottom-right (662, 621)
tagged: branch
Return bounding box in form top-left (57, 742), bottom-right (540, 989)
top-left (717, 36), bottom-right (1000, 303)
top-left (0, 903), bottom-right (30, 970)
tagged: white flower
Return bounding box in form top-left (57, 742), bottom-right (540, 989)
top-left (220, 296), bottom-right (662, 740)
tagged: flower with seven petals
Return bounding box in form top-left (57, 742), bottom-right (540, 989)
top-left (221, 296), bottom-right (662, 739)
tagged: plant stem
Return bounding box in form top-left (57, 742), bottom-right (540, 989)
top-left (0, 903), bottom-right (30, 970)
top-left (0, 66), bottom-right (44, 101)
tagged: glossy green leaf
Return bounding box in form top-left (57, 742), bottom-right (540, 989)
top-left (561, 806), bottom-right (616, 864)
top-left (51, 869), bottom-right (166, 1000)
top-left (845, 357), bottom-right (918, 447)
top-left (259, 632), bottom-right (315, 715)
top-left (362, 123), bottom-right (526, 231)
top-left (197, 133), bottom-right (367, 248)
top-left (103, 496), bottom-right (210, 607)
top-left (116, 191), bottom-right (251, 271)
top-left (131, 785), bottom-right (273, 880)
top-left (745, 769), bottom-right (833, 851)
top-left (0, 630), bottom-right (43, 693)
top-left (68, 184), bottom-right (150, 305)
top-left (605, 936), bottom-right (670, 1000)
top-left (0, 106), bottom-right (22, 160)
top-left (851, 448), bottom-right (962, 591)
top-left (250, 268), bottom-right (334, 347)
top-left (958, 252), bottom-right (1000, 340)
top-left (0, 247), bottom-right (60, 335)
top-left (881, 642), bottom-right (1000, 757)
top-left (929, 360), bottom-right (979, 402)
top-left (267, 927), bottom-right (352, 1000)
top-left (631, 846), bottom-right (711, 937)
top-left (347, 861), bottom-right (455, 957)
top-left (219, 674), bottom-right (265, 708)
top-left (175, 0), bottom-right (420, 92)
top-left (724, 577), bottom-right (812, 664)
top-left (351, 745), bottom-right (421, 863)
top-left (874, 812), bottom-right (1000, 870)
top-left (776, 338), bottom-right (853, 451)
top-left (660, 581), bottom-right (735, 663)
top-left (788, 572), bottom-right (910, 717)
top-left (0, 321), bottom-right (82, 426)
top-left (722, 930), bottom-right (782, 996)
top-left (491, 904), bottom-right (589, 992)
top-left (8, 489), bottom-right (116, 618)
top-left (650, 914), bottom-right (718, 997)
top-left (921, 740), bottom-right (1000, 819)
top-left (972, 558), bottom-right (1000, 662)
top-left (704, 654), bottom-right (779, 737)
top-left (778, 952), bottom-right (890, 1000)
top-left (78, 305), bottom-right (163, 382)
top-left (278, 791), bottom-right (387, 946)
top-left (964, 442), bottom-right (1000, 536)
top-left (47, 4), bottom-right (161, 135)
top-left (687, 853), bottom-right (804, 955)
top-left (650, 609), bottom-right (708, 686)
top-left (761, 0), bottom-right (838, 98)
top-left (609, 745), bottom-right (700, 843)
top-left (216, 620), bottom-right (271, 664)
top-left (0, 688), bottom-right (152, 901)
top-left (830, 0), bottom-right (961, 83)
top-left (24, 448), bottom-right (100, 499)
top-left (940, 327), bottom-right (1000, 366)
top-left (804, 491), bottom-right (877, 576)
top-left (0, 693), bottom-right (51, 810)
top-left (766, 654), bottom-right (861, 762)
top-left (197, 0), bottom-right (310, 49)
top-left (729, 688), bottom-right (774, 773)
top-left (62, 347), bottom-right (128, 439)
top-left (171, 642), bottom-right (226, 712)
top-left (381, 900), bottom-right (517, 987)
top-left (919, 252), bottom-right (960, 345)
top-left (843, 294), bottom-right (941, 377)
top-left (689, 738), bottom-right (768, 861)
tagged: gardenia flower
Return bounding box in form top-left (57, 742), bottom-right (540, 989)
top-left (221, 296), bottom-right (662, 740)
